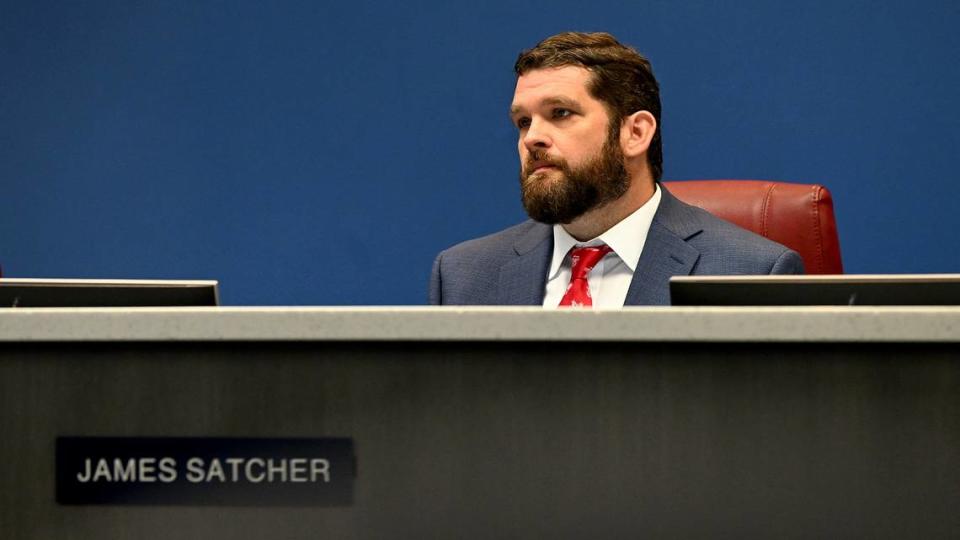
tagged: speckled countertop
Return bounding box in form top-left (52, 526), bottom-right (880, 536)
top-left (1, 306), bottom-right (959, 342)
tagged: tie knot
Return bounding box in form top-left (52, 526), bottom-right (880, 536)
top-left (569, 245), bottom-right (612, 280)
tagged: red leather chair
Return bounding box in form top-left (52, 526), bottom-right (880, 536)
top-left (662, 180), bottom-right (843, 274)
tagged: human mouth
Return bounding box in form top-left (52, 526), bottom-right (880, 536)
top-left (528, 160), bottom-right (559, 175)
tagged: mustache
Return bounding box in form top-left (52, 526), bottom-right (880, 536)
top-left (523, 151), bottom-right (566, 176)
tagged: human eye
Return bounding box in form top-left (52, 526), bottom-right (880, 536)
top-left (515, 117), bottom-right (531, 130)
top-left (552, 108), bottom-right (573, 119)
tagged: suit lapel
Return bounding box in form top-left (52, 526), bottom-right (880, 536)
top-left (496, 223), bottom-right (553, 305)
top-left (624, 187), bottom-right (703, 305)
top-left (493, 187), bottom-right (704, 306)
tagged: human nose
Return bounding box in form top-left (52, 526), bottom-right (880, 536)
top-left (521, 118), bottom-right (552, 151)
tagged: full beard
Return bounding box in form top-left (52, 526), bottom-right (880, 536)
top-left (519, 132), bottom-right (630, 225)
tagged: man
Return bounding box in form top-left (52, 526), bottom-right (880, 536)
top-left (430, 32), bottom-right (803, 307)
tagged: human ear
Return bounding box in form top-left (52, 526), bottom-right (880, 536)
top-left (620, 111), bottom-right (657, 159)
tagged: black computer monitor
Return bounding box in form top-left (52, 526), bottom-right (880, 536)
top-left (669, 274), bottom-right (960, 306)
top-left (0, 279), bottom-right (219, 307)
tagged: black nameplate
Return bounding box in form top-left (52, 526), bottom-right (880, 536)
top-left (56, 437), bottom-right (354, 506)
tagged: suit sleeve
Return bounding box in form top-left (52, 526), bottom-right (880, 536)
top-left (770, 249), bottom-right (805, 275)
top-left (429, 252), bottom-right (443, 305)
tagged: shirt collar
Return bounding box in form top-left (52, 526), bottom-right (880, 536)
top-left (547, 184), bottom-right (662, 279)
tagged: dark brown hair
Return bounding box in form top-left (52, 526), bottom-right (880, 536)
top-left (515, 32), bottom-right (663, 181)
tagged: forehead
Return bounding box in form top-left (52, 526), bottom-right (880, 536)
top-left (511, 66), bottom-right (595, 110)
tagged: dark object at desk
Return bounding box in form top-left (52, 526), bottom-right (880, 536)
top-left (670, 274), bottom-right (960, 306)
top-left (0, 278), bottom-right (219, 307)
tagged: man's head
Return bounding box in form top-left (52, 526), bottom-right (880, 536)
top-left (509, 32), bottom-right (662, 226)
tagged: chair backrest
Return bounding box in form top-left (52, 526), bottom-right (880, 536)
top-left (662, 180), bottom-right (843, 274)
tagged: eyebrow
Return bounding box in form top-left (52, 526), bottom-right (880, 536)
top-left (509, 96), bottom-right (583, 117)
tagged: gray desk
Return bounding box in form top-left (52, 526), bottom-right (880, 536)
top-left (1, 307), bottom-right (958, 538)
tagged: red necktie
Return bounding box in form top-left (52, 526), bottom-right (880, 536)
top-left (559, 245), bottom-right (613, 307)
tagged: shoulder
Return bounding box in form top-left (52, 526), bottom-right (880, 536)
top-left (429, 220), bottom-right (552, 305)
top-left (435, 220), bottom-right (549, 266)
top-left (655, 188), bottom-right (804, 274)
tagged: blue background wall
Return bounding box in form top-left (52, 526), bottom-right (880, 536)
top-left (3, 1), bottom-right (959, 304)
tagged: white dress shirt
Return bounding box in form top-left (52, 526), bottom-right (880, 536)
top-left (543, 185), bottom-right (662, 309)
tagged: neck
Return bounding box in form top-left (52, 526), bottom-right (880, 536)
top-left (561, 178), bottom-right (656, 241)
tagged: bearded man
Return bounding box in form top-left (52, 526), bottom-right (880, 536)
top-left (430, 32), bottom-right (803, 307)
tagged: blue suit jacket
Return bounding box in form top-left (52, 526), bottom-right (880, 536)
top-left (430, 185), bottom-right (804, 305)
